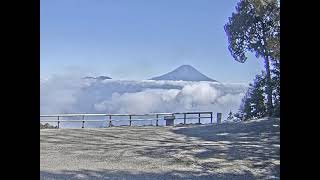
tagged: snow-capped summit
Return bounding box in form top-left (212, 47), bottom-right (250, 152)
top-left (149, 65), bottom-right (218, 82)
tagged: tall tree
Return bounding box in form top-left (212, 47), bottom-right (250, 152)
top-left (224, 0), bottom-right (280, 116)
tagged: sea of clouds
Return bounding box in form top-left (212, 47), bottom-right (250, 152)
top-left (40, 75), bottom-right (248, 121)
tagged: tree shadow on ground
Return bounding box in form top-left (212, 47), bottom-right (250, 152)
top-left (40, 118), bottom-right (280, 179)
top-left (134, 118), bottom-right (280, 179)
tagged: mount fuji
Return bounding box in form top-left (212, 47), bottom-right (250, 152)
top-left (149, 65), bottom-right (218, 82)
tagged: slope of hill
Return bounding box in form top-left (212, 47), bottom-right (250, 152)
top-left (150, 65), bottom-right (218, 82)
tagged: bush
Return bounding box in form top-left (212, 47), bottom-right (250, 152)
top-left (40, 123), bottom-right (58, 129)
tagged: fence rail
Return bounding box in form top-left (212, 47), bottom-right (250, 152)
top-left (40, 112), bottom-right (220, 129)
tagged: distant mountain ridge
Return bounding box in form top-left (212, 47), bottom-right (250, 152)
top-left (83, 76), bottom-right (112, 80)
top-left (149, 65), bottom-right (218, 82)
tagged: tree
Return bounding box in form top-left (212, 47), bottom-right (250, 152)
top-left (234, 112), bottom-right (243, 121)
top-left (271, 60), bottom-right (280, 117)
top-left (227, 111), bottom-right (234, 121)
top-left (224, 0), bottom-right (280, 116)
top-left (239, 86), bottom-right (253, 120)
top-left (239, 73), bottom-right (267, 120)
top-left (250, 73), bottom-right (267, 117)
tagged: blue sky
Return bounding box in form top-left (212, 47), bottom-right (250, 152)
top-left (41, 0), bottom-right (265, 83)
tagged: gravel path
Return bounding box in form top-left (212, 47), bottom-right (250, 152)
top-left (40, 118), bottom-right (280, 180)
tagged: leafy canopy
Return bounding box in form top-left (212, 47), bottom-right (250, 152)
top-left (224, 0), bottom-right (280, 63)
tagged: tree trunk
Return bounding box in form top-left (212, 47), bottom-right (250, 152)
top-left (264, 56), bottom-right (273, 116)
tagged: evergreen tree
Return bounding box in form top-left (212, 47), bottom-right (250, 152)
top-left (239, 87), bottom-right (254, 120)
top-left (250, 73), bottom-right (267, 118)
top-left (224, 0), bottom-right (280, 116)
top-left (239, 72), bottom-right (267, 120)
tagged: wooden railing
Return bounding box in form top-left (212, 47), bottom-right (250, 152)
top-left (40, 112), bottom-right (219, 129)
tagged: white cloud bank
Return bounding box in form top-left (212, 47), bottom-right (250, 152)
top-left (40, 75), bottom-right (248, 117)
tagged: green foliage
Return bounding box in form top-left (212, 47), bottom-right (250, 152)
top-left (227, 111), bottom-right (234, 120)
top-left (234, 112), bottom-right (242, 120)
top-left (224, 0), bottom-right (280, 62)
top-left (251, 74), bottom-right (267, 117)
top-left (239, 62), bottom-right (280, 120)
top-left (240, 73), bottom-right (267, 120)
top-left (271, 60), bottom-right (280, 117)
top-left (224, 0), bottom-right (280, 116)
top-left (239, 89), bottom-right (253, 120)
top-left (40, 123), bottom-right (58, 129)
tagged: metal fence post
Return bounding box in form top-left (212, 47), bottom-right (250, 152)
top-left (82, 115), bottom-right (85, 128)
top-left (156, 114), bottom-right (159, 126)
top-left (109, 115), bottom-right (112, 127)
top-left (57, 116), bottom-right (60, 129)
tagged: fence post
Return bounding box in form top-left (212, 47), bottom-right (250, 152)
top-left (129, 115), bottom-right (132, 126)
top-left (198, 113), bottom-right (201, 124)
top-left (184, 113), bottom-right (186, 124)
top-left (156, 114), bottom-right (159, 126)
top-left (217, 113), bottom-right (222, 124)
top-left (57, 116), bottom-right (60, 129)
top-left (210, 112), bottom-right (213, 124)
top-left (109, 115), bottom-right (112, 127)
top-left (82, 115), bottom-right (85, 128)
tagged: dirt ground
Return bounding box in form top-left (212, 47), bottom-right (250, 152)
top-left (40, 118), bottom-right (280, 180)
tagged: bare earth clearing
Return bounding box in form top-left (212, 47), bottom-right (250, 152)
top-left (40, 118), bottom-right (280, 180)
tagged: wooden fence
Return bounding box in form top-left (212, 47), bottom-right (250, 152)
top-left (40, 112), bottom-right (220, 129)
